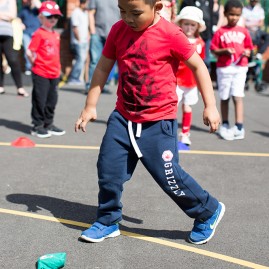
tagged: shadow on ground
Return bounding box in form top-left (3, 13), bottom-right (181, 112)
top-left (6, 193), bottom-right (189, 241)
top-left (0, 119), bottom-right (30, 134)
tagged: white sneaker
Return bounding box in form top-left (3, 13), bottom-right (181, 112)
top-left (218, 124), bottom-right (234, 141)
top-left (179, 132), bottom-right (191, 145)
top-left (24, 70), bottom-right (32, 76)
top-left (231, 126), bottom-right (245, 140)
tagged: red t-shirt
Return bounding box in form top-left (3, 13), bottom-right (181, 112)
top-left (176, 37), bottom-right (205, 88)
top-left (103, 18), bottom-right (195, 123)
top-left (29, 27), bottom-right (61, 79)
top-left (210, 25), bottom-right (253, 68)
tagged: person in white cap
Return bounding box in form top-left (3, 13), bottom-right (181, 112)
top-left (175, 6), bottom-right (206, 146)
top-left (27, 1), bottom-right (66, 138)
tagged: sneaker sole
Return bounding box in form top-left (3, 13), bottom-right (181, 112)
top-left (31, 131), bottom-right (51, 138)
top-left (48, 130), bottom-right (66, 136)
top-left (188, 202), bottom-right (225, 245)
top-left (80, 229), bottom-right (120, 243)
top-left (233, 135), bottom-right (245, 140)
top-left (218, 133), bottom-right (234, 141)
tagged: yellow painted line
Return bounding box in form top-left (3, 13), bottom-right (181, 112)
top-left (35, 144), bottom-right (100, 150)
top-left (180, 150), bottom-right (269, 157)
top-left (0, 142), bottom-right (11, 146)
top-left (0, 208), bottom-right (268, 269)
top-left (1, 141), bottom-right (268, 157)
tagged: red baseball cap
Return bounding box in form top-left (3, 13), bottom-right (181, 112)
top-left (39, 1), bottom-right (63, 16)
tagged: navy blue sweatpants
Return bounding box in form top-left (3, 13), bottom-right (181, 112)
top-left (96, 110), bottom-right (218, 226)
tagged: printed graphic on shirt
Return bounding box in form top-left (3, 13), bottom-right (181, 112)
top-left (220, 31), bottom-right (246, 44)
top-left (120, 39), bottom-right (161, 116)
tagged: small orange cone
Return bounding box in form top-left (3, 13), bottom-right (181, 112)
top-left (11, 137), bottom-right (35, 148)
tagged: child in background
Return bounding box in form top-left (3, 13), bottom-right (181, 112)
top-left (210, 0), bottom-right (253, 141)
top-left (27, 1), bottom-right (65, 138)
top-left (160, 0), bottom-right (177, 22)
top-left (75, 0), bottom-right (225, 245)
top-left (175, 6), bottom-right (206, 145)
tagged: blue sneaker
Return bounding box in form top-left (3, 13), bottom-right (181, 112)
top-left (80, 222), bottom-right (120, 243)
top-left (188, 202), bottom-right (225, 244)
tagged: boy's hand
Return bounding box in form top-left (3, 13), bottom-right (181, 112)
top-left (75, 107), bottom-right (97, 133)
top-left (203, 106), bottom-right (221, 133)
top-left (244, 49), bottom-right (251, 57)
top-left (226, 48), bottom-right (236, 55)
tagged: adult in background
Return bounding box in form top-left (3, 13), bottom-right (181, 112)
top-left (180, 0), bottom-right (213, 70)
top-left (19, 0), bottom-right (41, 76)
top-left (67, 0), bottom-right (89, 85)
top-left (86, 0), bottom-right (120, 94)
top-left (212, 0), bottom-right (225, 33)
top-left (242, 0), bottom-right (269, 54)
top-left (0, 0), bottom-right (29, 96)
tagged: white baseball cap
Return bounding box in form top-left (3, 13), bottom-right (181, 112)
top-left (175, 6), bottom-right (206, 32)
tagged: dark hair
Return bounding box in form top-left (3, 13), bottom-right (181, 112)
top-left (80, 0), bottom-right (87, 3)
top-left (224, 0), bottom-right (243, 13)
top-left (145, 0), bottom-right (158, 6)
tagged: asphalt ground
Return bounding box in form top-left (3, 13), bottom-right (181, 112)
top-left (0, 78), bottom-right (269, 269)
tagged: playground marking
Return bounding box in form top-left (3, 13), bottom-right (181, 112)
top-left (0, 208), bottom-right (268, 269)
top-left (0, 141), bottom-right (269, 157)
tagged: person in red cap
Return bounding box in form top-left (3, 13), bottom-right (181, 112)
top-left (27, 1), bottom-right (65, 138)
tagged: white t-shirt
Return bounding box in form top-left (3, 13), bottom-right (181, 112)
top-left (70, 7), bottom-right (89, 44)
top-left (242, 4), bottom-right (265, 33)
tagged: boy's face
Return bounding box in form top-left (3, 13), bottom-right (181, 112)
top-left (225, 7), bottom-right (242, 27)
top-left (118, 0), bottom-right (161, 32)
top-left (40, 15), bottom-right (59, 28)
top-left (179, 19), bottom-right (199, 38)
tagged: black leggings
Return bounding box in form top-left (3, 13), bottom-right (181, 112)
top-left (0, 35), bottom-right (23, 88)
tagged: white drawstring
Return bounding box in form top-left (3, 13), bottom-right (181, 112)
top-left (136, 122), bottom-right (142, 137)
top-left (128, 121), bottom-right (143, 158)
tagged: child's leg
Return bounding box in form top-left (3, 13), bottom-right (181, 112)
top-left (96, 110), bottom-right (139, 225)
top-left (231, 66), bottom-right (247, 128)
top-left (44, 77), bottom-right (59, 127)
top-left (139, 119), bottom-right (218, 220)
top-left (31, 74), bottom-right (50, 127)
top-left (181, 104), bottom-right (192, 134)
top-left (232, 96), bottom-right (243, 125)
top-left (220, 99), bottom-right (229, 124)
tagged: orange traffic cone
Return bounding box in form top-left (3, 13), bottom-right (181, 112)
top-left (11, 137), bottom-right (35, 148)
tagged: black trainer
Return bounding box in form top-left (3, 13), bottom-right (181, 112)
top-left (31, 126), bottom-right (51, 138)
top-left (46, 125), bottom-right (66, 136)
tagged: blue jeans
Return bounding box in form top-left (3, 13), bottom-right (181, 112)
top-left (88, 34), bottom-right (106, 83)
top-left (68, 42), bottom-right (88, 82)
top-left (96, 110), bottom-right (219, 225)
top-left (22, 33), bottom-right (32, 71)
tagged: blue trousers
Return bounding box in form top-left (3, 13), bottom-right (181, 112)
top-left (96, 110), bottom-right (218, 225)
top-left (68, 42), bottom-right (88, 82)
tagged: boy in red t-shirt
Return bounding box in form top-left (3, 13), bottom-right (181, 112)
top-left (210, 0), bottom-right (253, 141)
top-left (175, 6), bottom-right (206, 146)
top-left (75, 0), bottom-right (225, 245)
top-left (27, 1), bottom-right (65, 138)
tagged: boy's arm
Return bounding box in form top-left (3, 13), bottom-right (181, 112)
top-left (75, 55), bottom-right (115, 132)
top-left (26, 49), bottom-right (36, 65)
top-left (185, 52), bottom-right (220, 133)
top-left (211, 48), bottom-right (236, 56)
top-left (89, 9), bottom-right (96, 35)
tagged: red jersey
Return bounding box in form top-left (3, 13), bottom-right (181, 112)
top-left (29, 27), bottom-right (61, 79)
top-left (176, 37), bottom-right (205, 88)
top-left (210, 25), bottom-right (253, 68)
top-left (103, 18), bottom-right (195, 123)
